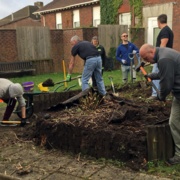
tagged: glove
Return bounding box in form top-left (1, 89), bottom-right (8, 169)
top-left (66, 74), bottom-right (71, 82)
top-left (20, 118), bottom-right (27, 127)
top-left (132, 50), bottom-right (137, 54)
top-left (122, 59), bottom-right (127, 64)
top-left (144, 74), bottom-right (150, 79)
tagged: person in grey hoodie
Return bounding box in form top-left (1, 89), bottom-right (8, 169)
top-left (140, 44), bottom-right (180, 165)
top-left (0, 78), bottom-right (26, 123)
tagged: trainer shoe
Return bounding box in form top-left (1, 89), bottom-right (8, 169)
top-left (166, 155), bottom-right (180, 165)
top-left (147, 96), bottom-right (158, 100)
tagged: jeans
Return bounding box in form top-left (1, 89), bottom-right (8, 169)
top-left (92, 68), bottom-right (104, 88)
top-left (82, 56), bottom-right (106, 95)
top-left (152, 63), bottom-right (160, 97)
top-left (169, 97), bottom-right (180, 156)
top-left (121, 65), bottom-right (136, 83)
top-left (2, 98), bottom-right (17, 120)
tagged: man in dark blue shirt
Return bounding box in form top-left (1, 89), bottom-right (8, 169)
top-left (66, 35), bottom-right (106, 96)
top-left (116, 33), bottom-right (139, 83)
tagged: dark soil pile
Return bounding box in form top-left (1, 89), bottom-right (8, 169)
top-left (24, 82), bottom-right (172, 171)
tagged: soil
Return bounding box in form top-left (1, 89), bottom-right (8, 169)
top-left (23, 81), bottom-right (172, 171)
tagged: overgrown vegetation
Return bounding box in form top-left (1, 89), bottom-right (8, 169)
top-left (100, 0), bottom-right (123, 24)
top-left (100, 0), bottom-right (143, 26)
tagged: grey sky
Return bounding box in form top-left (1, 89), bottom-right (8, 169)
top-left (0, 0), bottom-right (52, 19)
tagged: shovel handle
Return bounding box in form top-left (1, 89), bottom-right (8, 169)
top-left (140, 67), bottom-right (151, 82)
top-left (1, 121), bottom-right (21, 124)
top-left (55, 76), bottom-right (82, 85)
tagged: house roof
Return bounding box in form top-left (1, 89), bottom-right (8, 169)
top-left (0, 5), bottom-right (40, 27)
top-left (34, 0), bottom-right (99, 15)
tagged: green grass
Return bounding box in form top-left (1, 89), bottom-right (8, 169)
top-left (146, 161), bottom-right (180, 179)
top-left (8, 67), bottom-right (152, 92)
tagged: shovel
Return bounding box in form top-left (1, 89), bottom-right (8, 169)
top-left (108, 76), bottom-right (119, 96)
top-left (42, 75), bottom-right (82, 87)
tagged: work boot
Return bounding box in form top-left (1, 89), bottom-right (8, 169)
top-left (166, 155), bottom-right (180, 165)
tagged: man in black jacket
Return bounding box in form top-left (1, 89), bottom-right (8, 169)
top-left (140, 44), bottom-right (180, 165)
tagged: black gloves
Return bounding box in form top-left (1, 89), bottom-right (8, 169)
top-left (20, 118), bottom-right (27, 127)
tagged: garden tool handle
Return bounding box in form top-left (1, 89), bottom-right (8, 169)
top-left (140, 67), bottom-right (151, 82)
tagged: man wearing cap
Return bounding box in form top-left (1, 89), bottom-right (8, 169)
top-left (0, 78), bottom-right (26, 123)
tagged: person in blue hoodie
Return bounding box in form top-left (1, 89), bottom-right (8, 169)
top-left (116, 33), bottom-right (139, 83)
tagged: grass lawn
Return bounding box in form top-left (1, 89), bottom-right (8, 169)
top-left (8, 67), bottom-right (152, 92)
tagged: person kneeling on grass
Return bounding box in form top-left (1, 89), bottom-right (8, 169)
top-left (0, 78), bottom-right (26, 124)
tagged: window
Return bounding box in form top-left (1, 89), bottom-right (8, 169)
top-left (73, 10), bottom-right (80, 28)
top-left (93, 6), bottom-right (100, 27)
top-left (153, 27), bottom-right (161, 46)
top-left (119, 13), bottom-right (131, 26)
top-left (56, 13), bottom-right (62, 29)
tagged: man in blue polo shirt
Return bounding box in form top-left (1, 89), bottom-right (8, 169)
top-left (66, 35), bottom-right (106, 96)
top-left (116, 33), bottom-right (139, 83)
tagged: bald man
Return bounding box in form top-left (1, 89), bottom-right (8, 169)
top-left (140, 44), bottom-right (180, 165)
top-left (148, 14), bottom-right (174, 100)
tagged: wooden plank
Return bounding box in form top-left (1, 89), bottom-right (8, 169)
top-left (157, 125), bottom-right (166, 160)
top-left (147, 124), bottom-right (174, 161)
top-left (147, 125), bottom-right (158, 161)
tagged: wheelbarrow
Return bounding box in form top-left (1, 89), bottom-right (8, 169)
top-left (14, 83), bottom-right (77, 120)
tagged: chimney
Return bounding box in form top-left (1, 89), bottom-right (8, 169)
top-left (34, 2), bottom-right (43, 8)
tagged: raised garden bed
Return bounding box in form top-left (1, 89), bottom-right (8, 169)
top-left (26, 82), bottom-right (173, 170)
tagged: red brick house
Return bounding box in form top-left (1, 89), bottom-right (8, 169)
top-left (0, 2), bottom-right (43, 29)
top-left (34, 0), bottom-right (100, 29)
top-left (118, 0), bottom-right (180, 51)
top-left (35, 0), bottom-right (180, 52)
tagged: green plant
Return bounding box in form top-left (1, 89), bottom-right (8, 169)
top-left (129, 0), bottom-right (143, 27)
top-left (100, 0), bottom-right (123, 24)
top-left (129, 0), bottom-right (143, 42)
top-left (79, 91), bottom-right (103, 111)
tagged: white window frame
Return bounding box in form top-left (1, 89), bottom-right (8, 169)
top-left (119, 12), bottom-right (131, 26)
top-left (73, 10), bottom-right (80, 28)
top-left (56, 13), bottom-right (62, 29)
top-left (93, 6), bottom-right (100, 27)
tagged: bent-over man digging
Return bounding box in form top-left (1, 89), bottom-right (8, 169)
top-left (66, 35), bottom-right (107, 97)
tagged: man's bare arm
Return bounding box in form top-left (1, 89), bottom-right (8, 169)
top-left (21, 106), bottom-right (26, 118)
top-left (68, 55), bottom-right (75, 74)
top-left (160, 38), bottom-right (169, 47)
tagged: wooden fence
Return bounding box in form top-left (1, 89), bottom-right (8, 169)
top-left (16, 27), bottom-right (51, 61)
top-left (98, 25), bottom-right (128, 56)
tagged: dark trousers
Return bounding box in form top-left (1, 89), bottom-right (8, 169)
top-left (2, 98), bottom-right (17, 120)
